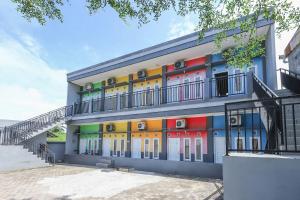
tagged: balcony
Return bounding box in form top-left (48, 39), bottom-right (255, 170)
top-left (71, 73), bottom-right (249, 116)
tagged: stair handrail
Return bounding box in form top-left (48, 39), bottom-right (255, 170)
top-left (253, 74), bottom-right (278, 99)
top-left (279, 68), bottom-right (300, 79)
top-left (0, 105), bottom-right (73, 145)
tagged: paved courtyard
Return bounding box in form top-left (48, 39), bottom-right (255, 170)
top-left (0, 165), bottom-right (223, 200)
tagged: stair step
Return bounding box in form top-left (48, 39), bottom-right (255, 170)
top-left (98, 158), bottom-right (113, 165)
top-left (96, 163), bottom-right (110, 168)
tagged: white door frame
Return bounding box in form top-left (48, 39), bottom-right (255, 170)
top-left (214, 135), bottom-right (226, 164)
top-left (102, 138), bottom-right (111, 157)
top-left (168, 138), bottom-right (180, 161)
top-left (132, 138), bottom-right (142, 159)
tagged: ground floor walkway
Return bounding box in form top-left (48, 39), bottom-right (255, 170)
top-left (0, 165), bottom-right (223, 200)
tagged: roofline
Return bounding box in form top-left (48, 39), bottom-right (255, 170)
top-left (67, 18), bottom-right (273, 82)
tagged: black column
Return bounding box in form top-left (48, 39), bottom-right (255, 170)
top-left (128, 74), bottom-right (133, 108)
top-left (100, 81), bottom-right (106, 111)
top-left (161, 65), bottom-right (167, 104)
top-left (99, 124), bottom-right (103, 156)
top-left (126, 121), bottom-right (131, 157)
top-left (203, 116), bottom-right (214, 163)
top-left (160, 119), bottom-right (167, 160)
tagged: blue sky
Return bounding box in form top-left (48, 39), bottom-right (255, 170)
top-left (0, 1), bottom-right (298, 120)
top-left (0, 1), bottom-right (197, 120)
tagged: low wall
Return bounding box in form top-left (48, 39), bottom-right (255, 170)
top-left (64, 154), bottom-right (222, 179)
top-left (47, 142), bottom-right (65, 162)
top-left (223, 154), bottom-right (300, 200)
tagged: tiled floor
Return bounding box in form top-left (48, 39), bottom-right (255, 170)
top-left (0, 165), bottom-right (223, 200)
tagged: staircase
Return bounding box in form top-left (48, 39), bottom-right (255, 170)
top-left (0, 145), bottom-right (49, 172)
top-left (0, 106), bottom-right (73, 169)
top-left (225, 73), bottom-right (300, 154)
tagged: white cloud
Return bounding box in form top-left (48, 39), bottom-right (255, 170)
top-left (167, 16), bottom-right (197, 40)
top-left (0, 31), bottom-right (67, 120)
top-left (83, 44), bottom-right (101, 62)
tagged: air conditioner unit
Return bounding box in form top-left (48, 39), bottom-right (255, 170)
top-left (137, 121), bottom-right (147, 130)
top-left (85, 83), bottom-right (93, 91)
top-left (137, 70), bottom-right (147, 79)
top-left (106, 124), bottom-right (115, 132)
top-left (174, 60), bottom-right (185, 69)
top-left (107, 77), bottom-right (116, 86)
top-left (229, 115), bottom-right (242, 127)
top-left (176, 119), bottom-right (186, 129)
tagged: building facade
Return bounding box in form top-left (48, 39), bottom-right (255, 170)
top-left (64, 18), bottom-right (276, 176)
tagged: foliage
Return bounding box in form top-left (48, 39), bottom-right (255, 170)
top-left (11, 0), bottom-right (300, 68)
top-left (47, 125), bottom-right (66, 142)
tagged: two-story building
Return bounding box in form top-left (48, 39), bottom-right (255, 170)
top-left (64, 17), bottom-right (277, 176)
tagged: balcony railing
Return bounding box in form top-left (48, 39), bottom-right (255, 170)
top-left (211, 73), bottom-right (246, 97)
top-left (74, 73), bottom-right (247, 115)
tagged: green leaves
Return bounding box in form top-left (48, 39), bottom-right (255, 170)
top-left (12, 0), bottom-right (64, 25)
top-left (11, 0), bottom-right (300, 68)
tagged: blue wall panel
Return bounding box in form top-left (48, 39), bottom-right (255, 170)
top-left (213, 114), bottom-right (267, 151)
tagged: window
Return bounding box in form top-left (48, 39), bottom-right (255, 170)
top-left (153, 138), bottom-right (159, 159)
top-left (167, 80), bottom-right (180, 103)
top-left (120, 139), bottom-right (125, 157)
top-left (250, 136), bottom-right (260, 151)
top-left (184, 138), bottom-right (191, 161)
top-left (195, 138), bottom-right (202, 161)
top-left (195, 76), bottom-right (202, 99)
top-left (234, 69), bottom-right (243, 94)
top-left (145, 86), bottom-right (152, 106)
top-left (113, 139), bottom-right (117, 156)
top-left (184, 79), bottom-right (190, 100)
top-left (94, 139), bottom-right (98, 155)
top-left (154, 84), bottom-right (160, 105)
top-left (88, 139), bottom-right (91, 154)
top-left (235, 137), bottom-right (244, 151)
top-left (144, 138), bottom-right (150, 158)
top-left (247, 64), bottom-right (258, 76)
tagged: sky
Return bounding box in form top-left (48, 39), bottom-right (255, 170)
top-left (0, 1), bottom-right (299, 120)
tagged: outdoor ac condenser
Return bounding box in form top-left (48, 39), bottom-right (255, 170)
top-left (107, 77), bottom-right (116, 86)
top-left (137, 121), bottom-right (146, 130)
top-left (106, 124), bottom-right (115, 132)
top-left (229, 115), bottom-right (242, 126)
top-left (176, 119), bottom-right (186, 129)
top-left (174, 60), bottom-right (185, 69)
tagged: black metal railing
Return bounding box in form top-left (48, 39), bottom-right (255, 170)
top-left (89, 80), bottom-right (205, 113)
top-left (0, 106), bottom-right (73, 145)
top-left (279, 68), bottom-right (300, 94)
top-left (211, 73), bottom-right (246, 97)
top-left (225, 95), bottom-right (300, 154)
top-left (74, 101), bottom-right (89, 114)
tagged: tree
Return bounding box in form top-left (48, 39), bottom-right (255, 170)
top-left (11, 0), bottom-right (300, 68)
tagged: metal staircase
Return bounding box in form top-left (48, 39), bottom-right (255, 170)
top-left (225, 73), bottom-right (300, 154)
top-left (0, 106), bottom-right (73, 145)
top-left (0, 106), bottom-right (73, 166)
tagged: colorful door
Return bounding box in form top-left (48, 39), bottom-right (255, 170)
top-left (214, 136), bottom-right (226, 164)
top-left (168, 138), bottom-right (180, 161)
top-left (102, 138), bottom-right (110, 157)
top-left (132, 138), bottom-right (141, 158)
